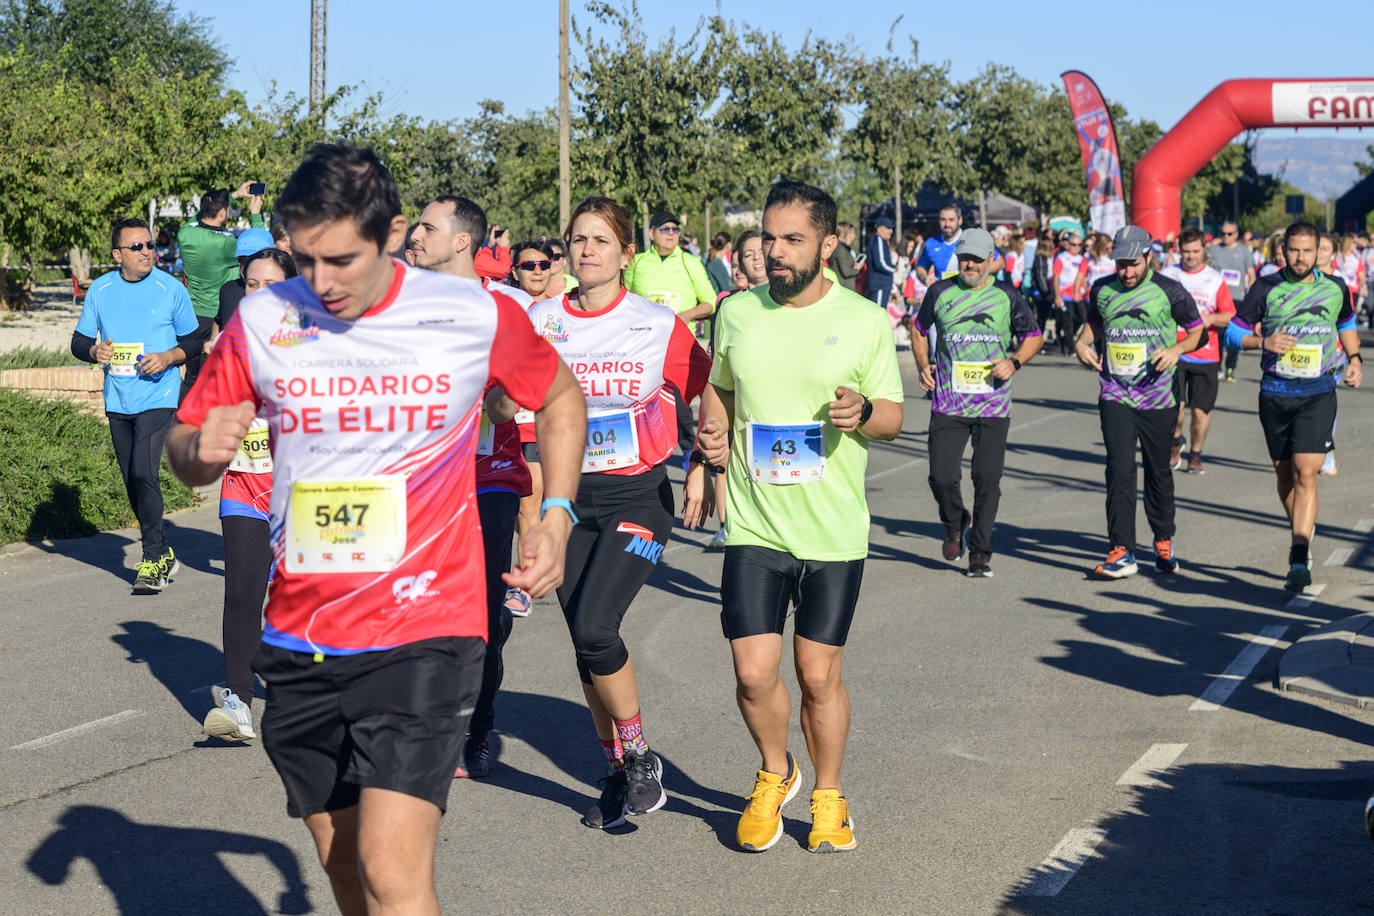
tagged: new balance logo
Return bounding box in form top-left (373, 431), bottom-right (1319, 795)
top-left (617, 522), bottom-right (664, 564)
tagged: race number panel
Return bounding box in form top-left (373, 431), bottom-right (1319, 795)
top-left (581, 408), bottom-right (640, 472)
top-left (747, 421), bottom-right (825, 484)
top-left (287, 476), bottom-right (407, 574)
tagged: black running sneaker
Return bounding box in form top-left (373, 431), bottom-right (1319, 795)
top-left (582, 770), bottom-right (628, 829)
top-left (463, 735), bottom-right (492, 779)
top-left (623, 750), bottom-right (667, 816)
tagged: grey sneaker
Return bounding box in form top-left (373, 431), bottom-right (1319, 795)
top-left (203, 689), bottom-right (256, 740)
top-left (623, 750), bottom-right (667, 816)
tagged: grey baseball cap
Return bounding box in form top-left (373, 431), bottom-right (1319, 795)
top-left (955, 228), bottom-right (995, 261)
top-left (1111, 225), bottom-right (1153, 260)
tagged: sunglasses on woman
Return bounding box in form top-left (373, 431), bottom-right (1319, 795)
top-left (517, 259), bottom-right (552, 271)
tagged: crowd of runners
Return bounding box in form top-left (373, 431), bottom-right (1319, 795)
top-left (64, 141), bottom-right (1366, 910)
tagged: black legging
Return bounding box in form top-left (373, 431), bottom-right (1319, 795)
top-left (557, 468), bottom-right (674, 684)
top-left (221, 514), bottom-right (271, 704)
top-left (107, 408), bottom-right (175, 560)
top-left (470, 490), bottom-right (519, 740)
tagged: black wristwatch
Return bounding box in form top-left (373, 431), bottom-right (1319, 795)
top-left (1350, 352), bottom-right (1363, 363)
top-left (1010, 357), bottom-right (1022, 371)
top-left (858, 396), bottom-right (874, 426)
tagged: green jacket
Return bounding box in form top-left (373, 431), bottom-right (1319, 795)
top-left (624, 247), bottom-right (716, 316)
top-left (177, 213), bottom-right (265, 319)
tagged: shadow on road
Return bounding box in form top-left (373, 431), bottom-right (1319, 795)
top-left (26, 518), bottom-right (222, 582)
top-left (1000, 760), bottom-right (1374, 913)
top-left (487, 691), bottom-right (741, 829)
top-left (1027, 586), bottom-right (1374, 746)
top-left (111, 621), bottom-right (222, 722)
top-left (26, 805), bottom-right (311, 915)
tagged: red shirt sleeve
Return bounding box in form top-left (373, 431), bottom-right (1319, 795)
top-left (1216, 281), bottom-right (1235, 315)
top-left (488, 291), bottom-right (560, 412)
top-left (176, 312), bottom-right (261, 426)
top-left (663, 316), bottom-right (711, 403)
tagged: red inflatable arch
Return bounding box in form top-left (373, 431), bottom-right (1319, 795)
top-left (1132, 78), bottom-right (1374, 240)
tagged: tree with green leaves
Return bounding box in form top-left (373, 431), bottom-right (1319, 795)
top-left (573, 1), bottom-right (725, 241)
top-left (713, 24), bottom-right (854, 205)
top-left (841, 37), bottom-right (955, 240)
top-left (0, 0), bottom-right (227, 84)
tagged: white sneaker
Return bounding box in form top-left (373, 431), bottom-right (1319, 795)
top-left (1320, 451), bottom-right (1337, 476)
top-left (707, 527), bottom-right (726, 551)
top-left (203, 689), bottom-right (256, 741)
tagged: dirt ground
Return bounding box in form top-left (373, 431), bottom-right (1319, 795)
top-left (0, 284), bottom-right (88, 352)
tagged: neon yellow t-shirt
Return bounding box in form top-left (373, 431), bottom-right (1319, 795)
top-left (624, 248), bottom-right (716, 316)
top-left (710, 280), bottom-right (904, 560)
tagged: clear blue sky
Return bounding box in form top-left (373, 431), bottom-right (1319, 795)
top-left (184, 1), bottom-right (1369, 141)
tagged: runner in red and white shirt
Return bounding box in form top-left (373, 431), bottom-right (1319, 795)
top-left (517, 195), bottom-right (711, 831)
top-left (202, 248), bottom-right (297, 745)
top-left (166, 145), bottom-right (585, 914)
top-left (1052, 230), bottom-right (1086, 350)
top-left (505, 237), bottom-right (564, 618)
top-left (1074, 233), bottom-right (1116, 301)
top-left (1161, 227), bottom-right (1234, 474)
top-left (408, 193), bottom-right (537, 779)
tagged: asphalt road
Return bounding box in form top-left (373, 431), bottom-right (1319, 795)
top-left (4, 344), bottom-right (1374, 915)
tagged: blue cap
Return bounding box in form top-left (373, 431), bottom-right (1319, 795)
top-left (235, 228), bottom-right (274, 258)
top-left (874, 217), bottom-right (894, 230)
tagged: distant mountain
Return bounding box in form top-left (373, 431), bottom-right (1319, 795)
top-left (1251, 135), bottom-right (1372, 200)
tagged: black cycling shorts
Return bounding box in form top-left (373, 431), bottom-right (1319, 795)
top-left (254, 636), bottom-right (483, 818)
top-left (1172, 360), bottom-right (1219, 412)
top-left (557, 467), bottom-right (674, 682)
top-left (720, 545), bottom-right (864, 647)
top-left (1258, 390), bottom-right (1337, 461)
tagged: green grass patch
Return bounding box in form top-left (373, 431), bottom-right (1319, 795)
top-left (0, 345), bottom-right (77, 371)
top-left (0, 388), bottom-right (199, 544)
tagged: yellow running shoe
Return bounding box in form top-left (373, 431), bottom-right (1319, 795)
top-left (808, 789), bottom-right (857, 853)
top-left (736, 752), bottom-right (800, 852)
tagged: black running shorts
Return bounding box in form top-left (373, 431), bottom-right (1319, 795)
top-left (1258, 390), bottom-right (1337, 461)
top-left (254, 636), bottom-right (483, 818)
top-left (1172, 360), bottom-right (1219, 412)
top-left (720, 545), bottom-right (864, 646)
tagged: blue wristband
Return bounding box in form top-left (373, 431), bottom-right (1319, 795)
top-left (1223, 321), bottom-right (1249, 351)
top-left (540, 497), bottom-right (579, 526)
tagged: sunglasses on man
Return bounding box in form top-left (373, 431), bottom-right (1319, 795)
top-left (118, 242), bottom-right (156, 252)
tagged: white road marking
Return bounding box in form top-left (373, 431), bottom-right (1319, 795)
top-left (1325, 547), bottom-right (1355, 567)
top-left (12, 710), bottom-right (144, 750)
top-left (1116, 743), bottom-right (1188, 787)
top-left (1189, 626), bottom-right (1288, 712)
top-left (1021, 827), bottom-right (1108, 896)
top-left (1354, 518), bottom-right (1374, 534)
top-left (1286, 583), bottom-right (1327, 608)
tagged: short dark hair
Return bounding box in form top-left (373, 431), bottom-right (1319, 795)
top-left (276, 144), bottom-right (402, 251)
top-left (512, 237), bottom-right (555, 262)
top-left (241, 246), bottom-right (299, 281)
top-left (111, 218), bottom-right (149, 250)
top-left (939, 203), bottom-right (961, 217)
top-left (430, 195), bottom-right (486, 247)
top-left (763, 181), bottom-right (837, 238)
top-left (1177, 227), bottom-right (1205, 247)
top-left (1284, 222), bottom-right (1320, 247)
top-left (199, 188), bottom-right (231, 221)
top-left (269, 222), bottom-right (290, 244)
